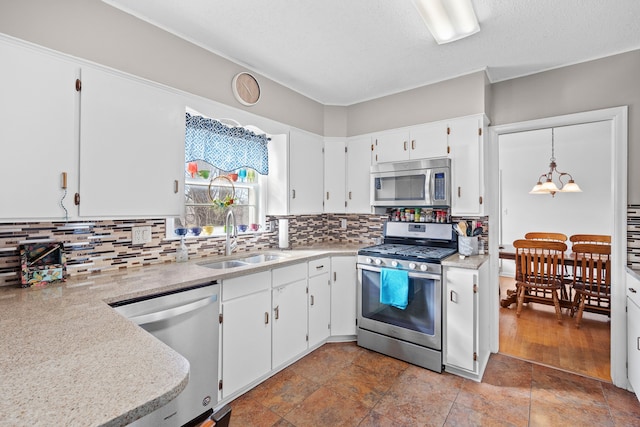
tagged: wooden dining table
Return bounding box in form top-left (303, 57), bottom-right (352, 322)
top-left (499, 244), bottom-right (576, 309)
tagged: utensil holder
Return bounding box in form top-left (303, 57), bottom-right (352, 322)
top-left (458, 236), bottom-right (479, 256)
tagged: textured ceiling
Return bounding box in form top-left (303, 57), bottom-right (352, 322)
top-left (102, 0), bottom-right (640, 106)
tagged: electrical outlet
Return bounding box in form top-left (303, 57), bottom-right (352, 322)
top-left (132, 226), bottom-right (152, 245)
top-left (340, 218), bottom-right (347, 229)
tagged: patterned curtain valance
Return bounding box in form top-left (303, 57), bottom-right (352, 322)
top-left (185, 112), bottom-right (270, 174)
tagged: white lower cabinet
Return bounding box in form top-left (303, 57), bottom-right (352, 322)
top-left (219, 256), bottom-right (359, 402)
top-left (308, 258), bottom-right (331, 347)
top-left (330, 256), bottom-right (357, 336)
top-left (444, 261), bottom-right (489, 381)
top-left (627, 272), bottom-right (640, 401)
top-left (272, 263), bottom-right (309, 368)
top-left (220, 271), bottom-right (272, 399)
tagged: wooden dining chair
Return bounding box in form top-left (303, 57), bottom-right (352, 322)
top-left (524, 232), bottom-right (568, 242)
top-left (571, 243), bottom-right (611, 328)
top-left (513, 239), bottom-right (567, 323)
top-left (569, 234), bottom-right (611, 245)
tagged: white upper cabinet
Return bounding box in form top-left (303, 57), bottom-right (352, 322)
top-left (410, 121), bottom-right (449, 159)
top-left (0, 41), bottom-right (80, 220)
top-left (288, 128), bottom-right (325, 214)
top-left (371, 121), bottom-right (449, 164)
top-left (372, 129), bottom-right (410, 164)
top-left (346, 136), bottom-right (372, 213)
top-left (323, 138), bottom-right (346, 213)
top-left (448, 115), bottom-right (487, 216)
top-left (78, 66), bottom-right (185, 217)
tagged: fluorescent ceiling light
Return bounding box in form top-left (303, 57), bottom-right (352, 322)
top-left (413, 0), bottom-right (480, 44)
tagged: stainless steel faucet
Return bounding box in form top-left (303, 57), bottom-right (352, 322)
top-left (225, 209), bottom-right (237, 256)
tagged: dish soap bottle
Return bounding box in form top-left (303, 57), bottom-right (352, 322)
top-left (176, 236), bottom-right (189, 262)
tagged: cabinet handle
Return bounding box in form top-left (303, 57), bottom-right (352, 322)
top-left (334, 272), bottom-right (337, 281)
top-left (630, 287), bottom-right (637, 293)
top-left (265, 312), bottom-right (269, 324)
top-left (458, 186), bottom-right (461, 197)
top-left (274, 305), bottom-right (280, 320)
top-left (411, 140), bottom-right (415, 150)
top-left (310, 295), bottom-right (315, 306)
top-left (403, 141), bottom-right (408, 151)
top-left (174, 180), bottom-right (179, 194)
top-left (326, 191), bottom-right (329, 200)
top-left (637, 337), bottom-right (640, 351)
top-left (316, 265), bottom-right (324, 270)
top-left (450, 290), bottom-right (457, 303)
top-left (348, 191), bottom-right (352, 200)
top-left (292, 189), bottom-right (296, 199)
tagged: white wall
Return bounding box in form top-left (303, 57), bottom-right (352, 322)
top-left (499, 120), bottom-right (613, 259)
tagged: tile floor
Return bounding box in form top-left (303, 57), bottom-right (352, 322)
top-left (227, 342), bottom-right (640, 427)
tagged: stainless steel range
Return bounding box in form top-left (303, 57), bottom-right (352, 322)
top-left (357, 221), bottom-right (457, 373)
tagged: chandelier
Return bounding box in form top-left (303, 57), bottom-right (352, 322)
top-left (529, 128), bottom-right (582, 197)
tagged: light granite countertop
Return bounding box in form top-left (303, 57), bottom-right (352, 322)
top-left (0, 246), bottom-right (359, 427)
top-left (441, 253), bottom-right (490, 269)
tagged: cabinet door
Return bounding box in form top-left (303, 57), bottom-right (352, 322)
top-left (272, 279), bottom-right (308, 368)
top-left (445, 267), bottom-right (477, 372)
top-left (628, 295), bottom-right (640, 401)
top-left (324, 138), bottom-right (346, 213)
top-left (289, 128), bottom-right (324, 214)
top-left (346, 136), bottom-right (372, 213)
top-left (330, 256), bottom-right (357, 336)
top-left (221, 289), bottom-right (272, 398)
top-left (0, 41), bottom-right (79, 220)
top-left (372, 130), bottom-right (410, 164)
top-left (410, 122), bottom-right (448, 159)
top-left (78, 66), bottom-right (185, 217)
top-left (448, 116), bottom-right (484, 216)
top-left (308, 272), bottom-right (331, 347)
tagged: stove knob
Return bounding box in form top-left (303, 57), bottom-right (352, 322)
top-left (366, 257), bottom-right (373, 264)
top-left (420, 264), bottom-right (429, 272)
top-left (391, 260), bottom-right (399, 267)
top-left (408, 262), bottom-right (417, 270)
top-left (374, 258), bottom-right (382, 265)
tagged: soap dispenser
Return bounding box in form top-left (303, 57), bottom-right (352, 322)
top-left (176, 236), bottom-right (189, 262)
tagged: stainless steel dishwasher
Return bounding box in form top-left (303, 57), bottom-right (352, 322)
top-left (111, 282), bottom-right (220, 427)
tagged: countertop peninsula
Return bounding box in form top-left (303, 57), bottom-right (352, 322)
top-left (0, 246), bottom-right (358, 427)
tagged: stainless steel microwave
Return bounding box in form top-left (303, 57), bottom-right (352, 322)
top-left (370, 158), bottom-right (451, 207)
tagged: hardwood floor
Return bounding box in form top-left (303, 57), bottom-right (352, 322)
top-left (499, 276), bottom-right (611, 381)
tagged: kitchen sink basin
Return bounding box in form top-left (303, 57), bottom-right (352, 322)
top-left (199, 253), bottom-right (288, 270)
top-left (241, 253), bottom-right (287, 264)
top-left (199, 260), bottom-right (249, 269)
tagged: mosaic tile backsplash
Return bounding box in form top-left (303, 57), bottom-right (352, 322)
top-left (0, 214), bottom-right (386, 287)
top-left (2, 207), bottom-right (636, 288)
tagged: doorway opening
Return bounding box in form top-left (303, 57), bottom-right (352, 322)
top-left (487, 106), bottom-right (628, 388)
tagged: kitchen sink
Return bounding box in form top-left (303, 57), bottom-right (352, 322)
top-left (199, 260), bottom-right (249, 269)
top-left (199, 252), bottom-right (288, 270)
top-left (241, 253), bottom-right (287, 264)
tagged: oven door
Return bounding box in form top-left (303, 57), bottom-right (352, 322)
top-left (357, 264), bottom-right (441, 350)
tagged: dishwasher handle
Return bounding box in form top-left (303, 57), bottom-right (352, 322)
top-left (129, 294), bottom-right (218, 326)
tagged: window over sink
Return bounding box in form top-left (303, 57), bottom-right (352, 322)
top-left (166, 110), bottom-right (270, 239)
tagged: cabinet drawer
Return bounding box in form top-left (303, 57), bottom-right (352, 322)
top-left (273, 262), bottom-right (307, 287)
top-left (308, 257), bottom-right (330, 277)
top-left (222, 271), bottom-right (271, 301)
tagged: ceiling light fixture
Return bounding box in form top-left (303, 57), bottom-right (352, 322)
top-left (412, 0), bottom-right (480, 44)
top-left (529, 128), bottom-right (582, 197)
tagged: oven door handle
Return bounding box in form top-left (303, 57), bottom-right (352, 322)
top-left (357, 264), bottom-right (442, 281)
